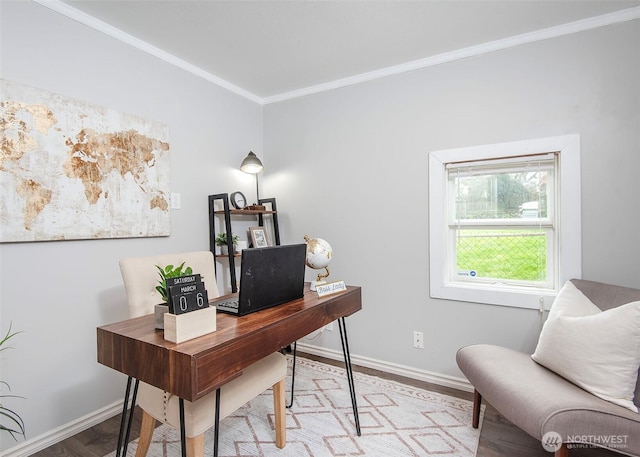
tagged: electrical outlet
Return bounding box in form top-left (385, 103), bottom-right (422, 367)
top-left (413, 331), bottom-right (424, 349)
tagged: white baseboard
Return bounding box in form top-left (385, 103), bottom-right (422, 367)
top-left (1, 349), bottom-right (471, 456)
top-left (0, 400), bottom-right (122, 457)
top-left (296, 342), bottom-right (473, 393)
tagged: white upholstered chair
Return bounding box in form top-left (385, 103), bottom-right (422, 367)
top-left (119, 251), bottom-right (287, 457)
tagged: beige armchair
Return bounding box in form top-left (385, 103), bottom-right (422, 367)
top-left (119, 251), bottom-right (287, 457)
top-left (457, 279), bottom-right (640, 457)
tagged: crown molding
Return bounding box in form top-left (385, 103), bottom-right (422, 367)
top-left (262, 5), bottom-right (640, 104)
top-left (34, 1), bottom-right (639, 106)
top-left (32, 0), bottom-right (263, 105)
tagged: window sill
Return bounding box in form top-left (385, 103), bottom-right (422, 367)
top-left (430, 281), bottom-right (558, 310)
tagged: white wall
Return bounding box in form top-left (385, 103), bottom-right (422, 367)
top-left (1, 2), bottom-right (639, 454)
top-left (264, 20), bottom-right (640, 376)
top-left (0, 2), bottom-right (262, 453)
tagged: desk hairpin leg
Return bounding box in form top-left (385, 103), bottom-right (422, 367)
top-left (286, 320), bottom-right (360, 435)
top-left (116, 376), bottom-right (139, 457)
top-left (179, 399), bottom-right (187, 457)
top-left (115, 383), bottom-right (216, 457)
top-left (286, 341), bottom-right (298, 408)
top-left (213, 388), bottom-right (221, 457)
top-left (338, 317), bottom-right (361, 436)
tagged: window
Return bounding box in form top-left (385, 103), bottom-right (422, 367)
top-left (429, 135), bottom-right (581, 309)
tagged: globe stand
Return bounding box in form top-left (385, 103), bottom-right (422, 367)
top-left (304, 235), bottom-right (333, 291)
top-left (310, 266), bottom-right (330, 291)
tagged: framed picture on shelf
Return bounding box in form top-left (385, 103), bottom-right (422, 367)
top-left (249, 227), bottom-right (269, 248)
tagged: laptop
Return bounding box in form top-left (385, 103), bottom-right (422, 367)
top-left (212, 243), bottom-right (307, 316)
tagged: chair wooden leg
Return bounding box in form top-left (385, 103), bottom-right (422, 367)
top-left (472, 389), bottom-right (482, 429)
top-left (186, 434), bottom-right (205, 457)
top-left (135, 410), bottom-right (157, 457)
top-left (555, 443), bottom-right (569, 457)
top-left (273, 379), bottom-right (286, 449)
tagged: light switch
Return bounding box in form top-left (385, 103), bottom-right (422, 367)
top-left (171, 193), bottom-right (181, 209)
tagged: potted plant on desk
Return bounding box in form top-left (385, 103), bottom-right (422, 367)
top-left (154, 262), bottom-right (192, 329)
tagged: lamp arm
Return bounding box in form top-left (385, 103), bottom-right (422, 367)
top-left (255, 174), bottom-right (260, 203)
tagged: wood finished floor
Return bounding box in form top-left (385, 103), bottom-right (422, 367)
top-left (30, 353), bottom-right (621, 457)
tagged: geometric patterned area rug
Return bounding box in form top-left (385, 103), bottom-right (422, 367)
top-left (106, 356), bottom-right (482, 456)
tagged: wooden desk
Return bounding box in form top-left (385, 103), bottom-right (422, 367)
top-left (97, 284), bottom-right (362, 456)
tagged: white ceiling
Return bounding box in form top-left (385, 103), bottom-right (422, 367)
top-left (51, 0), bottom-right (640, 103)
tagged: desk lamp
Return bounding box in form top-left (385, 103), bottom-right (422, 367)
top-left (240, 151), bottom-right (264, 203)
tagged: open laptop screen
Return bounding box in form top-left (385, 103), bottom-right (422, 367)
top-left (215, 243), bottom-right (307, 315)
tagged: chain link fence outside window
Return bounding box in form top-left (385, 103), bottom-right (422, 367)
top-left (456, 229), bottom-right (546, 281)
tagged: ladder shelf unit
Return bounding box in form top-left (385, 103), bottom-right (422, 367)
top-left (208, 193), bottom-right (280, 292)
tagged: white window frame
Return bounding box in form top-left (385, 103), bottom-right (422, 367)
top-left (429, 135), bottom-right (581, 309)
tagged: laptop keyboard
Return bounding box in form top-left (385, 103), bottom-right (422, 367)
top-left (214, 297), bottom-right (239, 314)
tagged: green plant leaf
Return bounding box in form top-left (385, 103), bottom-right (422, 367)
top-left (0, 406), bottom-right (26, 441)
top-left (0, 323), bottom-right (25, 441)
top-left (155, 262), bottom-right (192, 303)
top-left (0, 324), bottom-right (22, 352)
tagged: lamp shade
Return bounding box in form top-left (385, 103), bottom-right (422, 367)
top-left (240, 151), bottom-right (263, 174)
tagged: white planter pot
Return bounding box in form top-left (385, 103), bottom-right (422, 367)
top-left (155, 303), bottom-right (169, 329)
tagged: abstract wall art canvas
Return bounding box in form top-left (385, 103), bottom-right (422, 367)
top-left (0, 79), bottom-right (170, 242)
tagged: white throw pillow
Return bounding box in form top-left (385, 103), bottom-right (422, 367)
top-left (532, 281), bottom-right (640, 412)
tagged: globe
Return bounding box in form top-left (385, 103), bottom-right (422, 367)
top-left (304, 235), bottom-right (333, 284)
